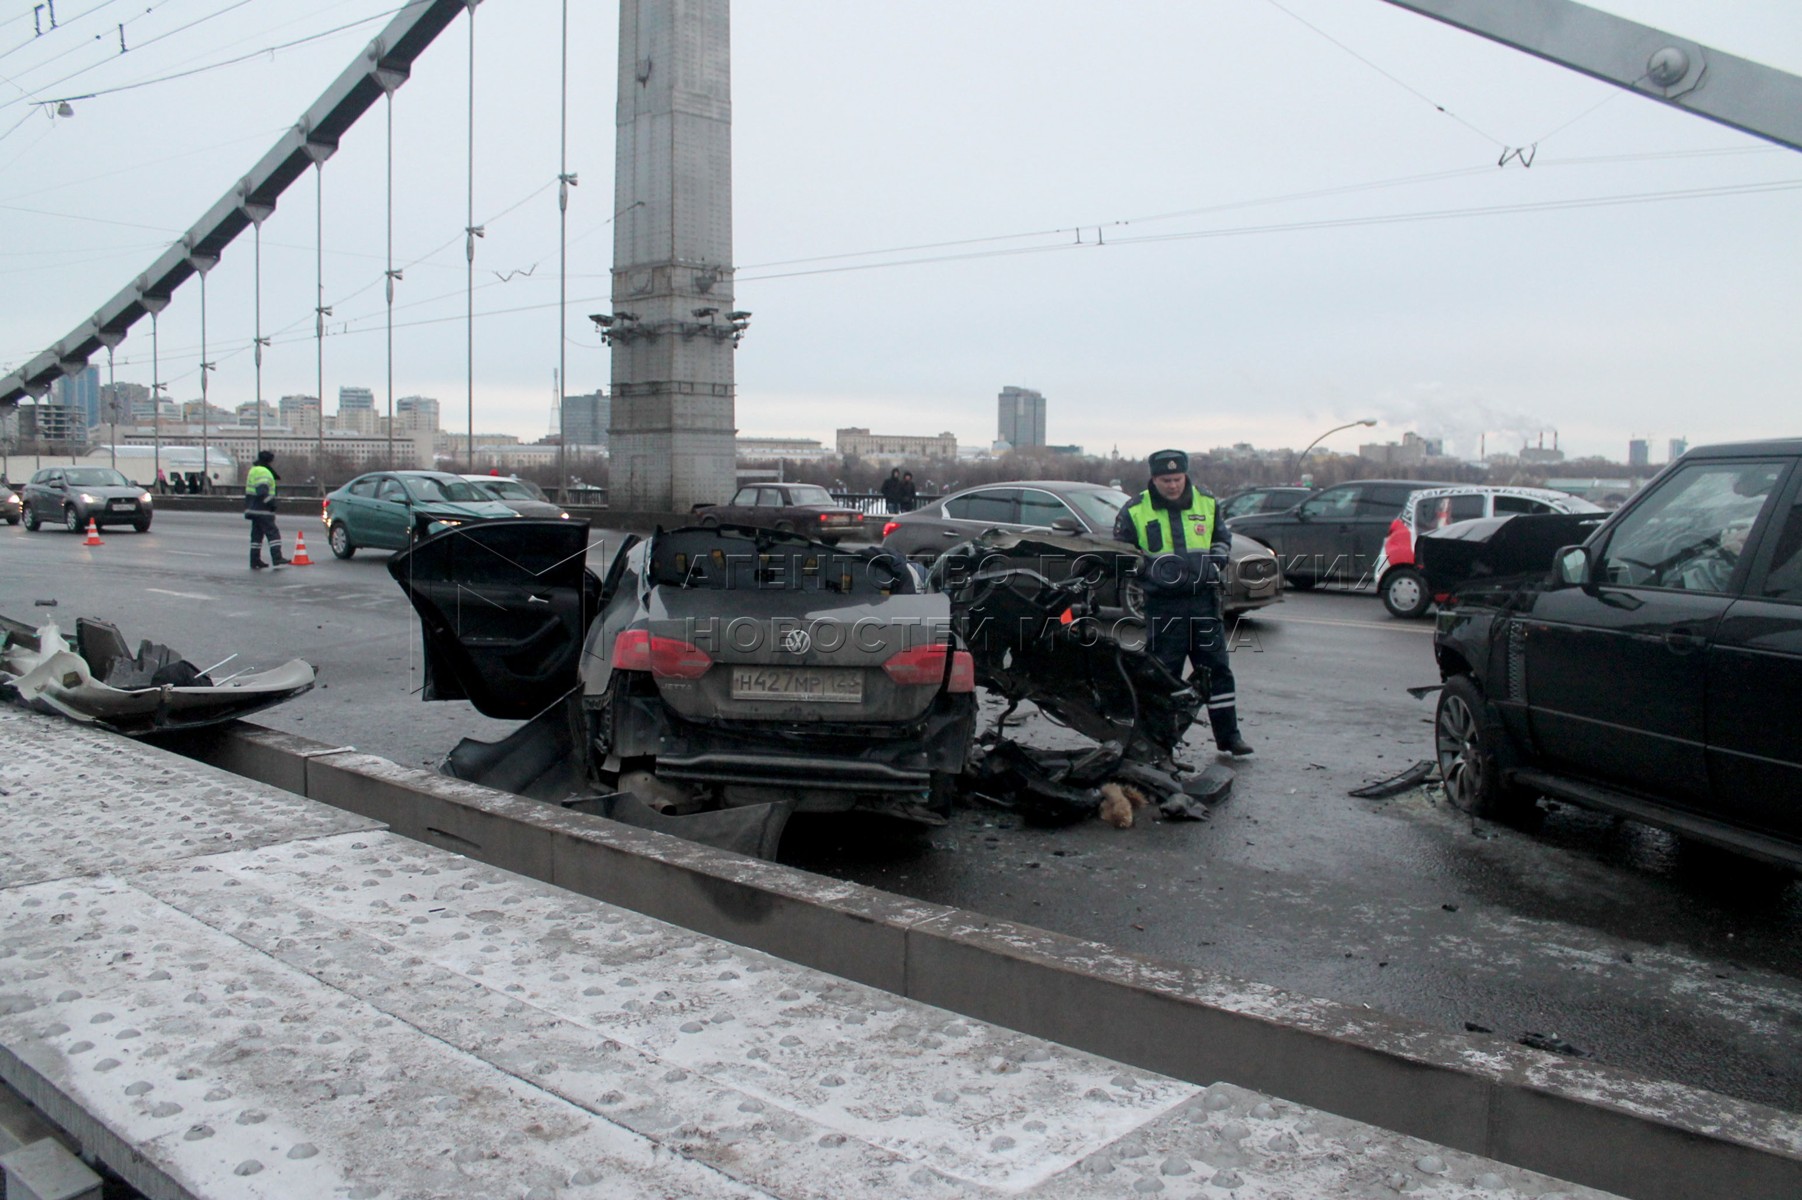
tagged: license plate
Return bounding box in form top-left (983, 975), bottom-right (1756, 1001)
top-left (108, 500), bottom-right (136, 510)
top-left (730, 667), bottom-right (863, 703)
top-left (827, 514), bottom-right (858, 524)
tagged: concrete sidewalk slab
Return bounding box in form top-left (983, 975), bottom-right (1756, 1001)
top-left (1, 707), bottom-right (1617, 1198)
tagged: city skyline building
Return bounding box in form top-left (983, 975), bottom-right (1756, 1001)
top-left (1628, 438), bottom-right (1651, 468)
top-left (396, 395), bottom-right (441, 433)
top-left (562, 390), bottom-right (610, 447)
top-left (279, 394), bottom-right (321, 435)
top-left (55, 365), bottom-right (102, 428)
top-left (996, 385), bottom-right (1047, 451)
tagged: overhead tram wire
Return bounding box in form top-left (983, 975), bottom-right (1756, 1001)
top-left (275, 173), bottom-right (1802, 341)
top-left (0, 0), bottom-right (129, 67)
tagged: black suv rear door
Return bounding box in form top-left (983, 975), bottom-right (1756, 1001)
top-left (1707, 465), bottom-right (1802, 833)
top-left (389, 519), bottom-right (598, 719)
top-left (1524, 458), bottom-right (1788, 804)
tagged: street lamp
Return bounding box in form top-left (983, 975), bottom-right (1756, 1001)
top-left (1292, 418), bottom-right (1376, 484)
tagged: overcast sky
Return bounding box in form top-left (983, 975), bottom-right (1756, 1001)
top-left (2, 0), bottom-right (1798, 463)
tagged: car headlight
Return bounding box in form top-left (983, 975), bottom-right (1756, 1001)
top-left (558, 511), bottom-right (570, 520)
top-left (139, 492), bottom-right (153, 504)
top-left (79, 493), bottom-right (96, 504)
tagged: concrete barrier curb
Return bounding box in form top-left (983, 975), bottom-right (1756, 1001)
top-left (175, 720), bottom-right (1802, 1200)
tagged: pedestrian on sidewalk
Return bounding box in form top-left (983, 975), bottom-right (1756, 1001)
top-left (244, 450), bottom-right (289, 571)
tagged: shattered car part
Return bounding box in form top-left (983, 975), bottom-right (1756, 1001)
top-left (931, 532), bottom-right (1204, 762)
top-left (1348, 760), bottom-right (1438, 799)
top-left (0, 614), bottom-right (315, 735)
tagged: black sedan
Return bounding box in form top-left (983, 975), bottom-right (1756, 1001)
top-left (20, 466), bottom-right (154, 533)
top-left (1228, 478), bottom-right (1456, 589)
top-left (881, 479), bottom-right (1284, 615)
top-left (1432, 438), bottom-right (1802, 869)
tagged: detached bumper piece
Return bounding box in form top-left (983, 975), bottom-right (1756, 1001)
top-left (0, 614), bottom-right (314, 735)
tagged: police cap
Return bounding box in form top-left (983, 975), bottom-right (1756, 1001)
top-left (1147, 448), bottom-right (1189, 477)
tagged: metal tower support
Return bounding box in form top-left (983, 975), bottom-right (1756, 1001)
top-left (0, 0), bottom-right (470, 406)
top-left (1380, 0), bottom-right (1802, 152)
top-left (608, 0), bottom-right (738, 513)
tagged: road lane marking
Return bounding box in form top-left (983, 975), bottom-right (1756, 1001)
top-left (1252, 614), bottom-right (1434, 635)
top-left (163, 550), bottom-right (214, 558)
top-left (144, 588), bottom-right (213, 600)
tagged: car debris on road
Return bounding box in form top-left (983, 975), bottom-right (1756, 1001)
top-left (0, 612), bottom-right (315, 734)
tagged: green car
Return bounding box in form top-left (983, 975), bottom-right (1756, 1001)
top-left (321, 470), bottom-right (520, 559)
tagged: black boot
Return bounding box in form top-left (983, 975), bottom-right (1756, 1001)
top-left (270, 543), bottom-right (290, 569)
top-left (250, 549), bottom-right (267, 570)
top-left (1209, 704), bottom-right (1254, 757)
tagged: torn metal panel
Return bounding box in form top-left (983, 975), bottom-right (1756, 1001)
top-left (0, 616), bottom-right (314, 735)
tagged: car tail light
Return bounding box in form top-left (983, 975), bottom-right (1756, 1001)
top-left (882, 643), bottom-right (975, 692)
top-left (881, 521), bottom-right (899, 538)
top-left (611, 629), bottom-right (713, 678)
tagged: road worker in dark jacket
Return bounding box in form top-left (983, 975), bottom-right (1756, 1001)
top-left (1114, 448), bottom-right (1253, 756)
top-left (244, 449), bottom-right (289, 571)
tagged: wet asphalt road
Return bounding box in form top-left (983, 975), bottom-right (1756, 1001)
top-left (4, 510), bottom-right (1799, 1114)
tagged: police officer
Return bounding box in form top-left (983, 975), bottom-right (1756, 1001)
top-left (1114, 448), bottom-right (1253, 756)
top-left (244, 449), bottom-right (289, 570)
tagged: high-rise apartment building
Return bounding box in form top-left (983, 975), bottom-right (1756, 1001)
top-left (396, 395), bottom-right (441, 433)
top-left (1628, 439), bottom-right (1650, 468)
top-left (1668, 437), bottom-right (1688, 461)
top-left (55, 365), bottom-right (102, 428)
top-left (563, 390), bottom-right (610, 447)
top-left (996, 386), bottom-right (1046, 450)
top-left (280, 394), bottom-right (321, 434)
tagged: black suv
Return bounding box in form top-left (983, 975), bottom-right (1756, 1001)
top-left (1228, 479), bottom-right (1455, 588)
top-left (1433, 439), bottom-right (1802, 867)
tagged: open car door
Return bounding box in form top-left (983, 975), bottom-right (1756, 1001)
top-left (389, 519), bottom-right (599, 719)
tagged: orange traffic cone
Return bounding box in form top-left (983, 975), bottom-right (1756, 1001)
top-left (84, 518), bottom-right (103, 546)
top-left (291, 530), bottom-right (314, 565)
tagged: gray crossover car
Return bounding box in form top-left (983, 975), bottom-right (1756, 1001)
top-left (20, 466), bottom-right (154, 533)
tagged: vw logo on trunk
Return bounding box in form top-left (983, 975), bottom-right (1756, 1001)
top-left (780, 628), bottom-right (812, 654)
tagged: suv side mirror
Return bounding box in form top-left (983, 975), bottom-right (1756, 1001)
top-left (1050, 516), bottom-right (1081, 533)
top-left (1552, 544), bottom-right (1591, 589)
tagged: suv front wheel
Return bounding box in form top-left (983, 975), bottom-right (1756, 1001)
top-left (1435, 675), bottom-right (1535, 821)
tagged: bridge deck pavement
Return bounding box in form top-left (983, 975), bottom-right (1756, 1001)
top-left (0, 708), bottom-right (1614, 1198)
